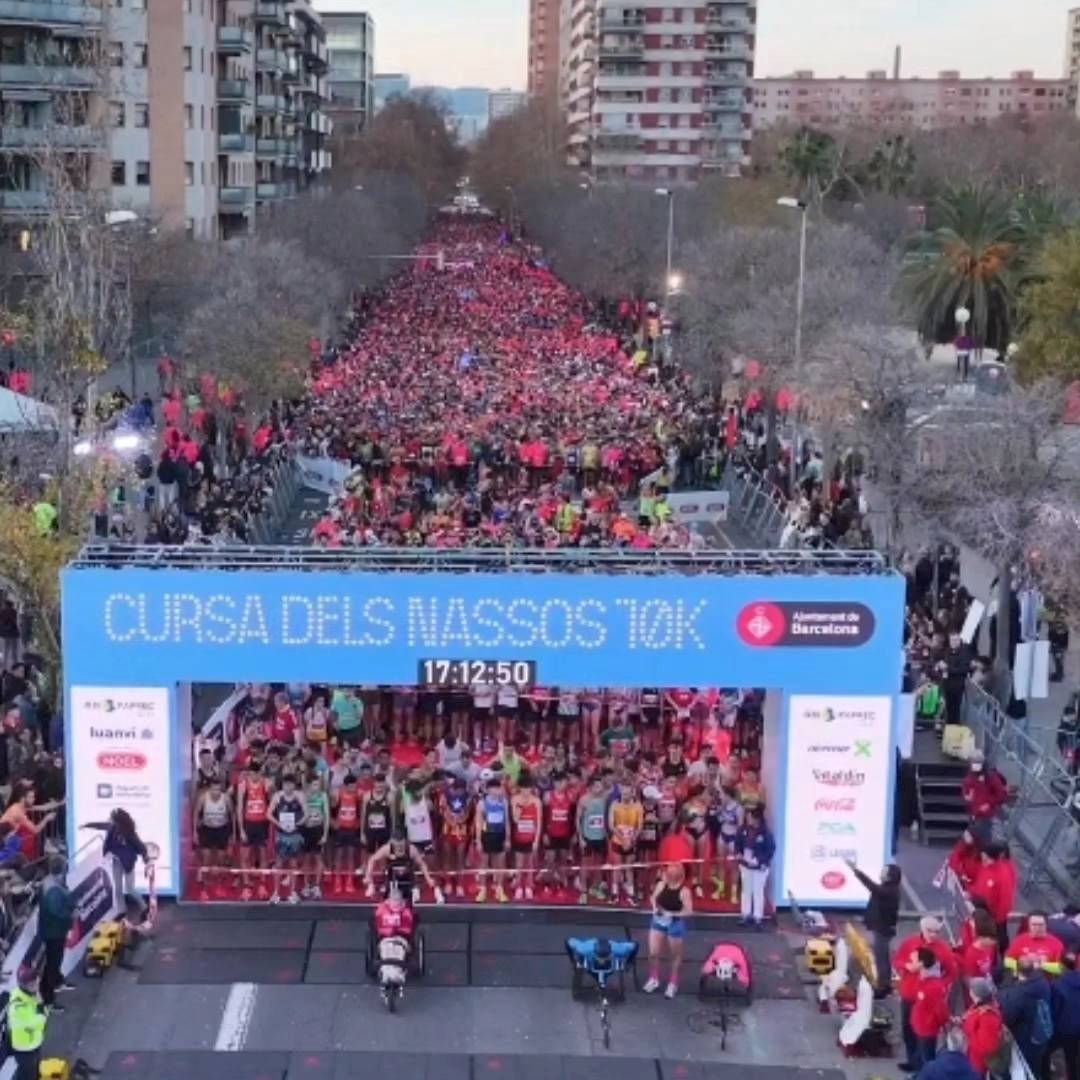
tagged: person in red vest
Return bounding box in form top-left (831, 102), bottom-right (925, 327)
top-left (961, 754), bottom-right (1008, 823)
top-left (1005, 911), bottom-right (1065, 976)
top-left (962, 977), bottom-right (1006, 1077)
top-left (895, 916), bottom-right (958, 1071)
top-left (909, 946), bottom-right (954, 1070)
top-left (969, 842), bottom-right (1017, 952)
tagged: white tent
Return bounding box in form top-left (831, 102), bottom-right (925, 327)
top-left (0, 387), bottom-right (58, 433)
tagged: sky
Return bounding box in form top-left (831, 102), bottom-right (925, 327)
top-left (312, 0), bottom-right (1068, 89)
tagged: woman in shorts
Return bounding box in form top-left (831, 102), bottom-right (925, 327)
top-left (607, 783), bottom-right (643, 904)
top-left (638, 688), bottom-right (663, 754)
top-left (554, 688), bottom-right (581, 753)
top-left (521, 685), bottom-right (552, 751)
top-left (681, 782), bottom-right (711, 898)
top-left (439, 775), bottom-right (472, 898)
top-left (300, 775), bottom-right (329, 900)
top-left (269, 773), bottom-right (306, 904)
top-left (645, 863), bottom-right (694, 999)
top-left (474, 776), bottom-right (510, 903)
top-left (472, 682), bottom-right (496, 751)
top-left (580, 689), bottom-right (604, 755)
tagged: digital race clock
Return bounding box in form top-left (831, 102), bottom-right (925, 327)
top-left (418, 659), bottom-right (537, 688)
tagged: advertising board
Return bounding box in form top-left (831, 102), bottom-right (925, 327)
top-left (780, 694), bottom-right (893, 906)
top-left (69, 686), bottom-right (175, 893)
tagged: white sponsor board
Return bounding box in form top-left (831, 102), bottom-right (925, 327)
top-left (0, 838), bottom-right (122, 1080)
top-left (782, 694), bottom-right (892, 905)
top-left (664, 490), bottom-right (730, 524)
top-left (70, 686), bottom-right (175, 893)
top-left (295, 454), bottom-right (351, 495)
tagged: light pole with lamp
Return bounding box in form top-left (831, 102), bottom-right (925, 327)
top-left (655, 187), bottom-right (675, 304)
top-left (954, 305), bottom-right (972, 381)
top-left (777, 196), bottom-right (808, 498)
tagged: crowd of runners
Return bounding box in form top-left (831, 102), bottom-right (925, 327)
top-left (189, 681), bottom-right (771, 917)
top-left (298, 220), bottom-right (731, 549)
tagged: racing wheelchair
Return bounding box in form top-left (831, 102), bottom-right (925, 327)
top-left (364, 903), bottom-right (427, 1012)
top-left (565, 937), bottom-right (639, 1050)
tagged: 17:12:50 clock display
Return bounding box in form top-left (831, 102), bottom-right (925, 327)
top-left (418, 659), bottom-right (537, 687)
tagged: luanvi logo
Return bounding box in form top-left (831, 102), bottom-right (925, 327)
top-left (735, 602), bottom-right (876, 648)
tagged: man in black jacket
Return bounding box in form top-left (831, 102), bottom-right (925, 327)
top-left (848, 859), bottom-right (902, 997)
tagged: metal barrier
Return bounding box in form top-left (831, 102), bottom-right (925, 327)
top-left (719, 459), bottom-right (787, 547)
top-left (963, 681), bottom-right (1080, 901)
top-left (248, 454), bottom-right (301, 545)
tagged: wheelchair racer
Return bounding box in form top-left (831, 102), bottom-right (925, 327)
top-left (565, 936), bottom-right (639, 992)
top-left (374, 883), bottom-right (416, 946)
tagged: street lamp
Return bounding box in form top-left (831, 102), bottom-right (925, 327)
top-left (667, 272), bottom-right (684, 295)
top-left (504, 184), bottom-right (517, 236)
top-left (955, 305), bottom-right (972, 381)
top-left (777, 196), bottom-right (808, 498)
top-left (655, 187), bottom-right (675, 304)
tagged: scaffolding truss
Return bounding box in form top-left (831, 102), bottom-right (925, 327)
top-left (70, 543), bottom-right (891, 576)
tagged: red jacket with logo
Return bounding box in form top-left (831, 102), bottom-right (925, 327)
top-left (894, 934), bottom-right (958, 1002)
top-left (969, 859), bottom-right (1016, 925)
top-left (911, 974), bottom-right (952, 1038)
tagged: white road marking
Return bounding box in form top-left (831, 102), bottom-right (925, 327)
top-left (214, 982), bottom-right (257, 1051)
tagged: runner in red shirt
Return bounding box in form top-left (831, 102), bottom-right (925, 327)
top-left (665, 688), bottom-right (696, 744)
top-left (269, 691), bottom-right (301, 747)
top-left (236, 765), bottom-right (271, 900)
top-left (510, 776), bottom-right (542, 901)
top-left (330, 774), bottom-right (362, 894)
top-left (543, 772), bottom-right (575, 893)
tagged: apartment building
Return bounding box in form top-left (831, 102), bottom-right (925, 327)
top-left (323, 10), bottom-right (373, 139)
top-left (1067, 7), bottom-right (1080, 108)
top-left (528, 0), bottom-right (561, 104)
top-left (561, 1), bottom-right (756, 183)
top-left (752, 69), bottom-right (1071, 131)
top-left (0, 0), bottom-right (331, 242)
top-left (0, 0), bottom-right (106, 227)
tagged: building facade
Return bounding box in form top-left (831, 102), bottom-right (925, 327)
top-left (528, 0), bottom-right (561, 104)
top-left (752, 69), bottom-right (1071, 131)
top-left (1066, 7), bottom-right (1080, 110)
top-left (561, 0), bottom-right (756, 183)
top-left (0, 0), bottom-right (330, 241)
top-left (489, 88), bottom-right (527, 122)
top-left (373, 71), bottom-right (409, 112)
top-left (323, 9), bottom-right (373, 139)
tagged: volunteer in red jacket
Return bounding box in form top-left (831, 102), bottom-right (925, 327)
top-left (962, 977), bottom-right (1007, 1078)
top-left (961, 754), bottom-right (1008, 823)
top-left (908, 947), bottom-right (953, 1071)
top-left (947, 824), bottom-right (988, 891)
top-left (969, 842), bottom-right (1017, 952)
top-left (895, 916), bottom-right (958, 1071)
top-left (1005, 911), bottom-right (1065, 976)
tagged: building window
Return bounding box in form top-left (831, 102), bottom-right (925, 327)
top-left (134, 103), bottom-right (149, 128)
top-left (134, 44), bottom-right (148, 67)
top-left (109, 101), bottom-right (125, 127)
top-left (111, 161), bottom-right (126, 186)
top-left (136, 161), bottom-right (150, 185)
top-left (183, 47), bottom-right (192, 71)
top-left (185, 218), bottom-right (194, 235)
top-left (185, 161), bottom-right (194, 186)
top-left (184, 104), bottom-right (193, 129)
top-left (108, 42), bottom-right (124, 67)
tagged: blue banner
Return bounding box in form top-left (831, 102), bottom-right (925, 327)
top-left (62, 568), bottom-right (904, 691)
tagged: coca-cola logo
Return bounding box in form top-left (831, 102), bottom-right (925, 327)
top-left (814, 797), bottom-right (857, 812)
top-left (96, 751), bottom-right (147, 771)
top-left (820, 871), bottom-right (846, 890)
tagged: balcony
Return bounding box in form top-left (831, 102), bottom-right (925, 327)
top-left (599, 15), bottom-right (645, 30)
top-left (282, 58), bottom-right (300, 82)
top-left (0, 190), bottom-right (47, 211)
top-left (257, 93), bottom-right (286, 111)
top-left (3, 125), bottom-right (98, 149)
top-left (0, 0), bottom-right (102, 27)
top-left (598, 39), bottom-right (644, 58)
top-left (219, 132), bottom-right (254, 152)
top-left (255, 0), bottom-right (287, 26)
top-left (218, 78), bottom-right (251, 100)
top-left (219, 186), bottom-right (254, 209)
top-left (256, 136), bottom-right (287, 156)
top-left (256, 47), bottom-right (287, 71)
top-left (705, 15), bottom-right (753, 32)
top-left (706, 39), bottom-right (752, 60)
top-left (704, 94), bottom-right (745, 112)
top-left (256, 181), bottom-right (292, 199)
top-left (0, 62), bottom-right (97, 88)
top-left (217, 26), bottom-right (252, 54)
top-left (705, 66), bottom-right (748, 85)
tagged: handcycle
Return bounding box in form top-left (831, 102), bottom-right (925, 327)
top-left (364, 899), bottom-right (427, 1013)
top-left (565, 937), bottom-right (639, 1051)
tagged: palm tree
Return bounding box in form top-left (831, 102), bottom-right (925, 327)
top-left (778, 126), bottom-right (836, 205)
top-left (903, 184), bottom-right (1024, 351)
top-left (865, 134), bottom-right (915, 197)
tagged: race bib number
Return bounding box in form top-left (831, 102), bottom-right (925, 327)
top-left (279, 811), bottom-right (296, 832)
top-left (368, 812), bottom-right (386, 831)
